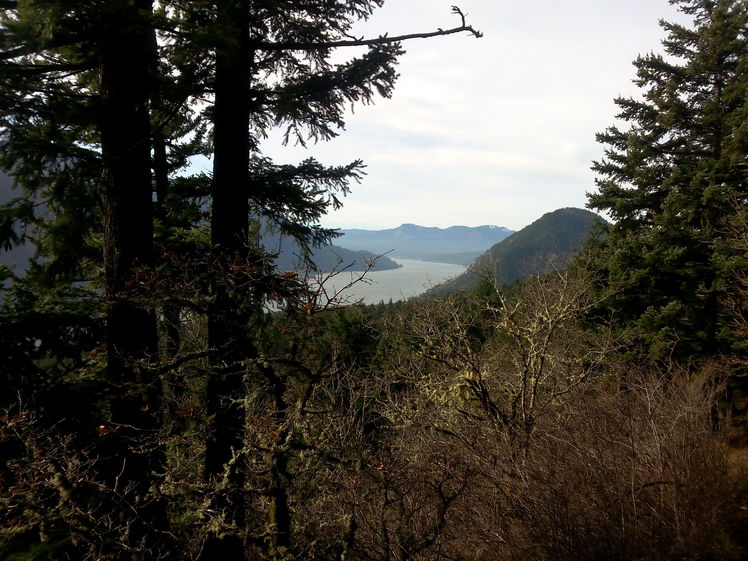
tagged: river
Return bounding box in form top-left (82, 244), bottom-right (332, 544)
top-left (316, 258), bottom-right (466, 305)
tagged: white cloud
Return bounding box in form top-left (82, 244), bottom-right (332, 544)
top-left (260, 0), bottom-right (690, 230)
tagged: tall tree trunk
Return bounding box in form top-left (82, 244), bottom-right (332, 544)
top-left (99, 1), bottom-right (168, 557)
top-left (148, 21), bottom-right (182, 361)
top-left (101, 0), bottom-right (158, 384)
top-left (202, 1), bottom-right (252, 558)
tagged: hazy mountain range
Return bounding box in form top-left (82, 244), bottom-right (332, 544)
top-left (337, 223), bottom-right (514, 265)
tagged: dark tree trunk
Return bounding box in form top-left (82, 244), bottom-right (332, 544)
top-left (202, 1), bottom-right (252, 559)
top-left (267, 386), bottom-right (292, 552)
top-left (148, 22), bottom-right (182, 361)
top-left (100, 0), bottom-right (158, 392)
top-left (98, 1), bottom-right (169, 558)
top-left (152, 130), bottom-right (182, 359)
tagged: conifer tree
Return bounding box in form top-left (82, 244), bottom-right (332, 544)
top-left (0, 1), bottom-right (223, 558)
top-left (588, 0), bottom-right (747, 358)
top-left (185, 3), bottom-right (481, 557)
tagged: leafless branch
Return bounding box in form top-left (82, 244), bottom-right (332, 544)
top-left (256, 6), bottom-right (482, 51)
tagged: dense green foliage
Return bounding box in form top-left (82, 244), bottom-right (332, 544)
top-left (588, 0), bottom-right (747, 359)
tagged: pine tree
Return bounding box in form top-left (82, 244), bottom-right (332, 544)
top-left (588, 0), bottom-right (747, 358)
top-left (0, 2), bottom-right (187, 558)
top-left (160, 3), bottom-right (479, 557)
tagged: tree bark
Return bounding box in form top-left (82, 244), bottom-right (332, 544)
top-left (99, 1), bottom-right (168, 558)
top-left (101, 0), bottom-right (158, 392)
top-left (202, 1), bottom-right (252, 558)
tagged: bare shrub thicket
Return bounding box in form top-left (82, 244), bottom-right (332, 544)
top-left (1, 253), bottom-right (741, 560)
top-left (380, 267), bottom-right (739, 561)
top-left (0, 253), bottom-right (402, 561)
top-left (493, 368), bottom-right (733, 561)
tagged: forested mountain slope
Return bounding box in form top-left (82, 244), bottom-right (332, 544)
top-left (266, 235), bottom-right (401, 272)
top-left (427, 207), bottom-right (605, 295)
top-left (0, 171), bottom-right (34, 277)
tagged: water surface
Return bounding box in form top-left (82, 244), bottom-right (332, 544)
top-left (317, 258), bottom-right (465, 305)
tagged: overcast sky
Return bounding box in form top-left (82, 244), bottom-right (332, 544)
top-left (256, 0), bottom-right (689, 231)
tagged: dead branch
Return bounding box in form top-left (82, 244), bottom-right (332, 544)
top-left (256, 6), bottom-right (482, 51)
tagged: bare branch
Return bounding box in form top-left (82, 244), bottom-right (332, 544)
top-left (256, 6), bottom-right (482, 52)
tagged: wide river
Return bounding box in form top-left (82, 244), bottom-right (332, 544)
top-left (317, 258), bottom-right (466, 305)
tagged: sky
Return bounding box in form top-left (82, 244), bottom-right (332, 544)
top-left (254, 0), bottom-right (690, 231)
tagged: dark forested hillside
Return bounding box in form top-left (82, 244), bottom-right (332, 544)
top-left (269, 239), bottom-right (401, 272)
top-left (427, 207), bottom-right (605, 295)
top-left (0, 177), bottom-right (400, 275)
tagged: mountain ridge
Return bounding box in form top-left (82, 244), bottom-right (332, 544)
top-left (425, 208), bottom-right (605, 296)
top-left (336, 223), bottom-right (514, 265)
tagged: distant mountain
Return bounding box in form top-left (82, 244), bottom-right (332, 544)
top-left (271, 242), bottom-right (400, 273)
top-left (426, 208), bottom-right (605, 296)
top-left (262, 232), bottom-right (401, 273)
top-left (337, 223), bottom-right (514, 264)
top-left (0, 167), bottom-right (400, 277)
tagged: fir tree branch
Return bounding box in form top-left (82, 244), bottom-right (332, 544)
top-left (1, 61), bottom-right (93, 74)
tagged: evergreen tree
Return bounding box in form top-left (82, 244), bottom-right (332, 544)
top-left (201, 3), bottom-right (479, 557)
top-left (0, 2), bottom-right (186, 558)
top-left (588, 0), bottom-right (747, 358)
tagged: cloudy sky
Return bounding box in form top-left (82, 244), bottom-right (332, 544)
top-left (258, 0), bottom-right (689, 231)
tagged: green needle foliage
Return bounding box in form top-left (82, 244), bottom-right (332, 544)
top-left (588, 0), bottom-right (748, 359)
